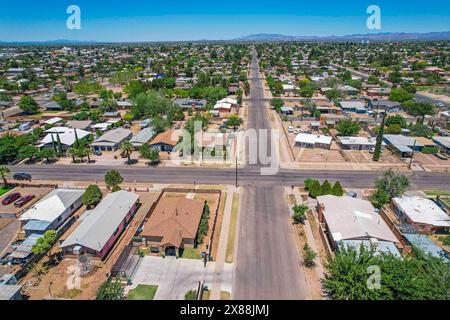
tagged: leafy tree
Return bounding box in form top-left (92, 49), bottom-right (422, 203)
top-left (292, 204), bottom-right (308, 224)
top-left (96, 278), bottom-right (125, 300)
top-left (385, 124), bottom-right (402, 135)
top-left (82, 185), bottom-right (103, 208)
top-left (408, 123), bottom-right (434, 138)
top-left (104, 170), bottom-right (124, 190)
top-left (323, 245), bottom-right (450, 300)
top-left (270, 98), bottom-right (284, 112)
top-left (325, 88), bottom-right (341, 101)
top-left (370, 169), bottom-right (410, 208)
top-left (403, 101), bottom-right (436, 124)
top-left (39, 148), bottom-right (56, 163)
top-left (331, 181), bottom-right (344, 196)
top-left (389, 87), bottom-right (414, 103)
top-left (0, 166), bottom-right (10, 187)
top-left (336, 119), bottom-right (361, 136)
top-left (303, 244), bottom-right (317, 268)
top-left (225, 115), bottom-right (243, 131)
top-left (124, 80), bottom-right (145, 98)
top-left (373, 113), bottom-right (386, 162)
top-left (18, 95), bottom-right (39, 114)
top-left (32, 230), bottom-right (57, 258)
top-left (18, 145), bottom-right (40, 161)
top-left (386, 115), bottom-right (407, 128)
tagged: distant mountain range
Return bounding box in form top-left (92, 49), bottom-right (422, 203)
top-left (1, 31), bottom-right (450, 45)
top-left (234, 31), bottom-right (450, 42)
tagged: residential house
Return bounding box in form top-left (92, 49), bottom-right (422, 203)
top-left (383, 134), bottom-right (424, 158)
top-left (339, 100), bottom-right (367, 114)
top-left (294, 133), bottom-right (332, 149)
top-left (19, 189), bottom-right (84, 236)
top-left (317, 195), bottom-right (400, 256)
top-left (60, 190), bottom-right (140, 260)
top-left (130, 127), bottom-right (156, 149)
top-left (140, 197), bottom-right (205, 256)
top-left (392, 197), bottom-right (450, 234)
top-left (337, 136), bottom-right (385, 151)
top-left (39, 127), bottom-right (90, 151)
top-left (149, 129), bottom-right (178, 152)
top-left (433, 136), bottom-right (450, 154)
top-left (91, 127), bottom-right (132, 151)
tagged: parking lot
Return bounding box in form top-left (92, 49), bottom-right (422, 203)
top-left (127, 256), bottom-right (214, 300)
top-left (0, 187), bottom-right (52, 218)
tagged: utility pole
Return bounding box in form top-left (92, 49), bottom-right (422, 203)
top-left (409, 139), bottom-right (417, 170)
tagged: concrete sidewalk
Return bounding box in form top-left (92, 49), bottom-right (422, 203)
top-left (210, 185), bottom-right (237, 300)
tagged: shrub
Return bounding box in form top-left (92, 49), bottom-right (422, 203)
top-left (422, 146), bottom-right (439, 154)
top-left (303, 244), bottom-right (317, 268)
top-left (292, 204), bottom-right (308, 224)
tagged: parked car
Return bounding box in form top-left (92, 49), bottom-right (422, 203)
top-left (93, 150), bottom-right (102, 156)
top-left (369, 147), bottom-right (376, 154)
top-left (13, 173), bottom-right (32, 181)
top-left (2, 192), bottom-right (21, 205)
top-left (288, 126), bottom-right (294, 133)
top-left (14, 195), bottom-right (36, 208)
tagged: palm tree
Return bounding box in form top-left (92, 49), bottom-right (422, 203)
top-left (120, 141), bottom-right (134, 164)
top-left (0, 166), bottom-right (10, 187)
top-left (68, 148), bottom-right (76, 163)
top-left (84, 146), bottom-right (92, 163)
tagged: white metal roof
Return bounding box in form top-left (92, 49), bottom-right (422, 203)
top-left (393, 197), bottom-right (450, 228)
top-left (40, 127), bottom-right (90, 147)
top-left (295, 133), bottom-right (332, 145)
top-left (20, 189), bottom-right (84, 223)
top-left (317, 195), bottom-right (398, 243)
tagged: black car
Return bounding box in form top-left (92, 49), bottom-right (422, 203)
top-left (13, 173), bottom-right (32, 181)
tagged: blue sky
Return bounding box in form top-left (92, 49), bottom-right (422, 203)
top-left (1, 0), bottom-right (449, 41)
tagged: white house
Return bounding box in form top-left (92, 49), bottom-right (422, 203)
top-left (39, 127), bottom-right (90, 150)
top-left (20, 189), bottom-right (84, 236)
top-left (294, 133), bottom-right (332, 149)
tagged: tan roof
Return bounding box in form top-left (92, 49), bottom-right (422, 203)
top-left (141, 197), bottom-right (205, 247)
top-left (150, 129), bottom-right (178, 146)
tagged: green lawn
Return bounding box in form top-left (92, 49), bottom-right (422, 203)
top-left (180, 248), bottom-right (202, 260)
top-left (0, 186), bottom-right (13, 196)
top-left (424, 190), bottom-right (450, 196)
top-left (127, 285), bottom-right (158, 300)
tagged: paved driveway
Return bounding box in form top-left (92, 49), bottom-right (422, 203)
top-left (127, 256), bottom-right (214, 300)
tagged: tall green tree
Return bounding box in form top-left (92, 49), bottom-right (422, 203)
top-left (32, 230), bottom-right (57, 259)
top-left (18, 95), bottom-right (39, 114)
top-left (104, 170), bottom-right (124, 190)
top-left (335, 119), bottom-right (361, 136)
top-left (370, 169), bottom-right (410, 208)
top-left (82, 185), bottom-right (103, 208)
top-left (373, 113), bottom-right (386, 162)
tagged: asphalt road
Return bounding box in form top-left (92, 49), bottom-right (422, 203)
top-left (233, 49), bottom-right (308, 300)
